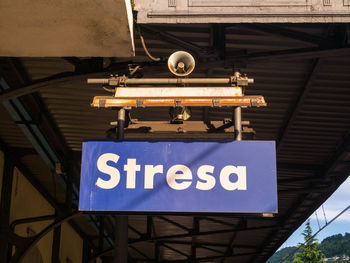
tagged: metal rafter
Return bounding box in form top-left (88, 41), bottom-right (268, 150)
top-left (11, 212), bottom-right (81, 263)
top-left (157, 216), bottom-right (192, 232)
top-left (221, 218), bottom-right (247, 262)
top-left (161, 240), bottom-right (257, 250)
top-left (241, 24), bottom-right (335, 47)
top-left (0, 139), bottom-right (96, 254)
top-left (0, 23), bottom-right (349, 263)
top-left (94, 223), bottom-right (277, 261)
top-left (63, 57), bottom-right (104, 73)
top-left (139, 24), bottom-right (211, 57)
top-left (0, 71), bottom-right (103, 102)
top-left (276, 24), bottom-right (349, 153)
top-left (161, 243), bottom-right (189, 259)
top-left (0, 59), bottom-right (114, 257)
top-left (276, 58), bottom-right (323, 152)
top-left (227, 45), bottom-right (350, 63)
top-left (129, 224), bottom-right (277, 244)
top-left (256, 135), bottom-right (350, 263)
top-left (0, 154), bottom-right (14, 261)
top-left (137, 251), bottom-right (260, 262)
top-left (211, 24), bottom-right (226, 60)
top-left (191, 217), bottom-right (200, 260)
top-left (1, 46), bottom-right (350, 104)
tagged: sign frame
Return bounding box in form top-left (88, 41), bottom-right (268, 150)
top-left (79, 140), bottom-right (278, 214)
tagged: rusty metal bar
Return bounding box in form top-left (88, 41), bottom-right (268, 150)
top-left (91, 96), bottom-right (266, 108)
top-left (114, 87), bottom-right (243, 98)
top-left (87, 77), bottom-right (254, 85)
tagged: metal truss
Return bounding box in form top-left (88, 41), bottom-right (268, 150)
top-left (0, 60), bottom-right (114, 262)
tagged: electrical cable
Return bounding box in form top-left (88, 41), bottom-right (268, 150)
top-left (137, 26), bottom-right (161, 62)
top-left (102, 86), bottom-right (115, 93)
top-left (279, 204), bottom-right (350, 263)
top-left (322, 204), bottom-right (328, 224)
top-left (129, 65), bottom-right (140, 76)
top-left (315, 210), bottom-right (321, 230)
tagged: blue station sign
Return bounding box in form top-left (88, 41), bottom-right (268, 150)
top-left (79, 141), bottom-right (277, 213)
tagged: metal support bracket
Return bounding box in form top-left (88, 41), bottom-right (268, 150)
top-left (212, 99), bottom-right (220, 107)
top-left (136, 99), bottom-right (144, 108)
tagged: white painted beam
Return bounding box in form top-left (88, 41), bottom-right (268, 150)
top-left (0, 0), bottom-right (134, 56)
top-left (135, 0), bottom-right (350, 23)
top-left (114, 87), bottom-right (242, 98)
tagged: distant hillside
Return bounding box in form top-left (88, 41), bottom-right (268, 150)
top-left (267, 233), bottom-right (350, 263)
top-left (266, 246), bottom-right (296, 263)
top-left (320, 233), bottom-right (350, 258)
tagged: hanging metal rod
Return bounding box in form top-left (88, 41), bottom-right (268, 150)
top-left (91, 95), bottom-right (266, 108)
top-left (87, 77), bottom-right (254, 86)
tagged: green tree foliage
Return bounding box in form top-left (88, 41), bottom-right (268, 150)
top-left (293, 220), bottom-right (324, 263)
top-left (266, 247), bottom-right (297, 263)
top-left (319, 232), bottom-right (350, 257)
top-left (268, 232), bottom-right (350, 263)
top-left (266, 246), bottom-right (296, 263)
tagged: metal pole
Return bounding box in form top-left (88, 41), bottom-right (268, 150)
top-left (115, 108), bottom-right (128, 263)
top-left (117, 108), bottom-right (125, 140)
top-left (115, 216), bottom-right (128, 263)
top-left (51, 225), bottom-right (61, 263)
top-left (234, 106), bottom-right (242, 141)
top-left (0, 156), bottom-right (14, 262)
top-left (87, 77), bottom-right (254, 85)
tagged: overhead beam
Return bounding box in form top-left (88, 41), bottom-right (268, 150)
top-left (64, 57), bottom-right (104, 73)
top-left (1, 44), bottom-right (349, 103)
top-left (157, 216), bottom-right (192, 232)
top-left (0, 139), bottom-right (95, 251)
top-left (222, 218), bottom-right (246, 262)
top-left (276, 59), bottom-right (323, 152)
top-left (129, 246), bottom-right (152, 262)
top-left (277, 162), bottom-right (323, 172)
top-left (1, 60), bottom-right (114, 253)
top-left (0, 155), bottom-right (14, 261)
top-left (129, 225), bottom-right (277, 244)
top-left (255, 28), bottom-right (350, 262)
top-left (139, 24), bottom-right (211, 57)
top-left (249, 193), bottom-right (308, 263)
top-left (162, 243), bottom-right (189, 259)
top-left (191, 217), bottom-right (199, 260)
top-left (211, 24), bottom-right (226, 60)
top-left (0, 71), bottom-right (104, 102)
top-left (137, 252), bottom-right (259, 262)
top-left (226, 45), bottom-right (350, 63)
top-left (241, 24), bottom-right (335, 47)
top-left (257, 135), bottom-right (350, 263)
top-left (277, 176), bottom-right (327, 185)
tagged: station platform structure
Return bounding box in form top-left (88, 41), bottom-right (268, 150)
top-left (0, 1), bottom-right (350, 262)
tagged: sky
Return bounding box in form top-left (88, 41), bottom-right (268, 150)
top-left (279, 176), bottom-right (350, 249)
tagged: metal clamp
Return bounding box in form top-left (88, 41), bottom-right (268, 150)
top-left (108, 75), bottom-right (120, 86)
top-left (136, 99), bottom-right (144, 108)
top-left (251, 98), bottom-right (259, 107)
top-left (230, 74), bottom-right (253, 87)
top-left (119, 75), bottom-right (127, 87)
top-left (212, 99), bottom-right (220, 107)
top-left (174, 100), bottom-right (182, 107)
